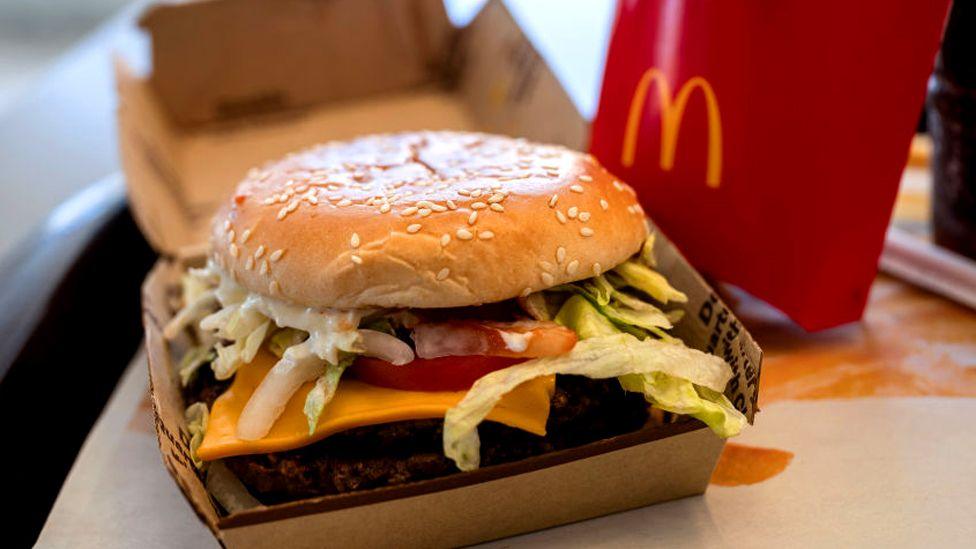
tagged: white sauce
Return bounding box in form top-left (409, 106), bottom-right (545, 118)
top-left (499, 330), bottom-right (533, 353)
top-left (206, 261), bottom-right (364, 364)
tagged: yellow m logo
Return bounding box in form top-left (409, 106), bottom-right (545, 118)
top-left (621, 68), bottom-right (723, 188)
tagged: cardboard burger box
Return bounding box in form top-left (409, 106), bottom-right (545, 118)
top-left (122, 0), bottom-right (762, 546)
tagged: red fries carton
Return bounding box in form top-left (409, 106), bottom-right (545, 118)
top-left (590, 0), bottom-right (951, 330)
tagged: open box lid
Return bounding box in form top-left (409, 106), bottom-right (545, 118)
top-left (118, 0), bottom-right (588, 256)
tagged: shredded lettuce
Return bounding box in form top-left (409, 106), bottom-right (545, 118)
top-left (553, 275), bottom-right (672, 336)
top-left (185, 402), bottom-right (209, 468)
top-left (268, 327), bottom-right (308, 358)
top-left (612, 260), bottom-right (687, 304)
top-left (444, 333), bottom-right (741, 471)
top-left (163, 289), bottom-right (217, 339)
top-left (639, 232), bottom-right (657, 267)
top-left (619, 373), bottom-right (746, 438)
top-left (211, 318), bottom-right (271, 381)
top-left (554, 295), bottom-right (619, 339)
top-left (303, 354), bottom-right (356, 435)
top-left (178, 345), bottom-right (216, 387)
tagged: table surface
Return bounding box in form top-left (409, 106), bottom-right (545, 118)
top-left (24, 1), bottom-right (976, 546)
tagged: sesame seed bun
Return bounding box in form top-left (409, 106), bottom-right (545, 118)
top-left (210, 131), bottom-right (648, 309)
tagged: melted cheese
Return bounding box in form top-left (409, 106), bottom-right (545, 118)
top-left (198, 350), bottom-right (555, 461)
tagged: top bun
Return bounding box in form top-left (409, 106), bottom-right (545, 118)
top-left (211, 131), bottom-right (648, 309)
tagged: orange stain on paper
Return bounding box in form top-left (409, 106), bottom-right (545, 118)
top-left (708, 276), bottom-right (976, 487)
top-left (710, 443), bottom-right (794, 486)
top-left (737, 277), bottom-right (976, 405)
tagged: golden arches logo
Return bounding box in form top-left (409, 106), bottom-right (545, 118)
top-left (621, 68), bottom-right (723, 188)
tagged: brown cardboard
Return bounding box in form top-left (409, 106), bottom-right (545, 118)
top-left (143, 224), bottom-right (756, 547)
top-left (127, 0), bottom-right (761, 546)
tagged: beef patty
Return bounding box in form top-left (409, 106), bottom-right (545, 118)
top-left (184, 368), bottom-right (649, 504)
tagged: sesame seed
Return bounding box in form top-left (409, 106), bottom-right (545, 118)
top-left (457, 189), bottom-right (471, 197)
top-left (259, 260), bottom-right (269, 274)
top-left (566, 260), bottom-right (580, 275)
top-left (269, 249), bottom-right (285, 262)
top-left (245, 257), bottom-right (254, 271)
top-left (379, 203), bottom-right (391, 213)
top-left (407, 223), bottom-right (422, 234)
top-left (419, 208), bottom-right (432, 217)
top-left (613, 180), bottom-right (625, 191)
top-left (223, 220), bottom-right (231, 232)
top-left (351, 255), bottom-right (363, 265)
top-left (548, 194), bottom-right (559, 208)
top-left (541, 272), bottom-right (555, 286)
top-left (547, 170), bottom-right (560, 177)
top-left (479, 231), bottom-right (494, 240)
top-left (436, 268), bottom-right (450, 281)
top-left (287, 201), bottom-right (299, 213)
top-left (635, 203), bottom-right (645, 215)
top-left (540, 261), bottom-right (553, 272)
top-left (521, 287), bottom-right (533, 297)
top-left (269, 280), bottom-right (280, 294)
top-left (487, 193), bottom-right (505, 204)
top-left (556, 210), bottom-right (567, 224)
top-left (228, 229), bottom-right (236, 242)
top-left (401, 206), bottom-right (418, 216)
top-left (570, 184), bottom-right (584, 193)
top-left (307, 194), bottom-right (319, 205)
top-left (263, 197), bottom-right (276, 205)
top-left (254, 245), bottom-right (266, 259)
top-left (229, 243), bottom-right (239, 258)
top-left (468, 211), bottom-right (478, 225)
top-left (241, 229), bottom-right (252, 243)
top-left (580, 227), bottom-right (595, 237)
top-left (446, 200), bottom-right (458, 210)
top-left (600, 199), bottom-right (609, 211)
top-left (337, 198), bottom-right (353, 207)
top-left (490, 203), bottom-right (504, 212)
top-left (556, 246), bottom-right (566, 263)
top-left (471, 202), bottom-right (487, 210)
top-left (276, 207), bottom-right (289, 220)
top-left (350, 233), bottom-right (361, 248)
top-left (579, 175), bottom-right (593, 182)
top-left (431, 203), bottom-right (447, 212)
top-left (593, 262), bottom-right (602, 276)
top-left (471, 190), bottom-right (483, 198)
top-left (579, 211), bottom-right (591, 222)
top-left (456, 228), bottom-right (474, 240)
top-left (441, 234), bottom-right (451, 247)
top-left (542, 164), bottom-right (559, 170)
top-left (567, 206), bottom-right (579, 219)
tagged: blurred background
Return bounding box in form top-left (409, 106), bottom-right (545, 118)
top-left (0, 0), bottom-right (601, 261)
top-left (0, 0), bottom-right (125, 109)
top-left (0, 0), bottom-right (129, 256)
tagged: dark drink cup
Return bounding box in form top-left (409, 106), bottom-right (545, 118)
top-left (929, 1), bottom-right (976, 260)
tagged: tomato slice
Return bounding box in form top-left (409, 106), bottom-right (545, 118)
top-left (349, 355), bottom-right (523, 392)
top-left (412, 320), bottom-right (577, 359)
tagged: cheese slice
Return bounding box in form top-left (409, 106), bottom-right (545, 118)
top-left (198, 349), bottom-right (555, 461)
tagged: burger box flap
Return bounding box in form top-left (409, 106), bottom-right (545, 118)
top-left (119, 0), bottom-right (586, 256)
top-left (127, 0), bottom-right (762, 546)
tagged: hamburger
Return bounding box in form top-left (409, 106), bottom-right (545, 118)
top-left (164, 131), bottom-right (745, 508)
